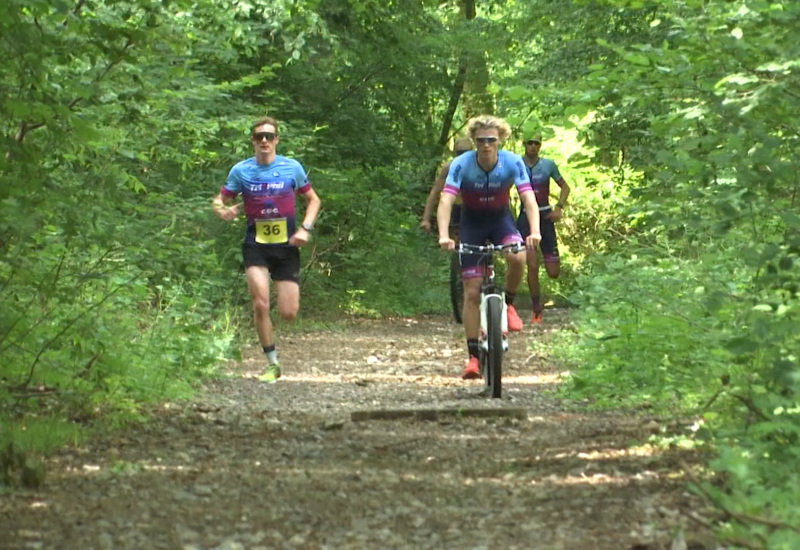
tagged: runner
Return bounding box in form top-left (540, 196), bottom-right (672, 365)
top-left (437, 115), bottom-right (541, 379)
top-left (420, 137), bottom-right (474, 235)
top-left (516, 134), bottom-right (570, 323)
top-left (212, 116), bottom-right (321, 382)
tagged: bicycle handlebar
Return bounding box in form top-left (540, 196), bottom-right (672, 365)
top-left (457, 242), bottom-right (525, 255)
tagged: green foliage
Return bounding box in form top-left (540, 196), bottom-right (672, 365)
top-left (557, 223), bottom-right (800, 544)
top-left (0, 417), bottom-right (83, 456)
top-left (492, 0), bottom-right (800, 544)
top-left (0, 0), bottom-right (265, 452)
top-left (1, 441), bottom-right (46, 490)
top-left (3, 0), bottom-right (798, 544)
top-left (0, 0), bottom-right (470, 459)
top-left (558, 233), bottom-right (743, 407)
top-left (303, 166), bottom-right (449, 316)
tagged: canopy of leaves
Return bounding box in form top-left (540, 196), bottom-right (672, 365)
top-left (1, 0), bottom-right (799, 544)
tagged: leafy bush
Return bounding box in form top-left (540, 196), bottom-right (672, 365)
top-left (557, 220), bottom-right (800, 546)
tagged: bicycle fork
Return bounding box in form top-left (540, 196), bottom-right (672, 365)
top-left (479, 291), bottom-right (510, 352)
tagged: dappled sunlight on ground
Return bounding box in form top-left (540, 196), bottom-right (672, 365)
top-left (2, 314), bottom-right (712, 550)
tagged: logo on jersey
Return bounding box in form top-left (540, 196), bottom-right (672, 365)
top-left (516, 160), bottom-right (526, 180)
top-left (260, 200), bottom-right (279, 217)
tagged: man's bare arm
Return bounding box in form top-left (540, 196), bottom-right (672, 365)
top-left (549, 178), bottom-right (570, 221)
top-left (437, 192), bottom-right (457, 250)
top-left (421, 163), bottom-right (450, 232)
top-left (520, 191), bottom-right (542, 249)
top-left (212, 192), bottom-right (241, 221)
top-left (288, 188), bottom-right (322, 247)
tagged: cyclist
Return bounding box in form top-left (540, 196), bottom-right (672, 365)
top-left (437, 115), bottom-right (541, 380)
top-left (516, 134), bottom-right (570, 323)
top-left (212, 116), bottom-right (321, 383)
top-left (420, 137), bottom-right (474, 235)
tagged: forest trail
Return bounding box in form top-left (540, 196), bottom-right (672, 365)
top-left (2, 313), bottom-right (713, 549)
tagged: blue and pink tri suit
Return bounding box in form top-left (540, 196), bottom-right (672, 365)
top-left (220, 155), bottom-right (312, 246)
top-left (515, 157), bottom-right (565, 263)
top-left (444, 150), bottom-right (533, 279)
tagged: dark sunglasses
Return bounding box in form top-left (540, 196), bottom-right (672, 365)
top-left (252, 131), bottom-right (277, 142)
top-left (525, 140), bottom-right (541, 146)
top-left (475, 137), bottom-right (498, 144)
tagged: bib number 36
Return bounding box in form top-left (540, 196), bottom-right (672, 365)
top-left (255, 218), bottom-right (288, 244)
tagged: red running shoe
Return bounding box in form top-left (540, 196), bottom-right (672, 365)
top-left (507, 304), bottom-right (523, 332)
top-left (462, 356), bottom-right (481, 379)
top-left (530, 311), bottom-right (543, 324)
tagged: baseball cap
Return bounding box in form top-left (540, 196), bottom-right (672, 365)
top-left (454, 137), bottom-right (473, 151)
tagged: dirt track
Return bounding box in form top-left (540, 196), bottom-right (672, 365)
top-left (1, 313), bottom-right (714, 549)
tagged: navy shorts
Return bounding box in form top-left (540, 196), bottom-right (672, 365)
top-left (459, 208), bottom-right (523, 279)
top-left (517, 209), bottom-right (559, 263)
top-left (242, 243), bottom-right (300, 283)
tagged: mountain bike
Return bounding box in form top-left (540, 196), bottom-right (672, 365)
top-left (457, 242), bottom-right (524, 398)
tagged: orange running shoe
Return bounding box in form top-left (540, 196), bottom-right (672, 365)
top-left (530, 311), bottom-right (543, 324)
top-left (507, 304), bottom-right (523, 332)
top-left (462, 356), bottom-right (481, 379)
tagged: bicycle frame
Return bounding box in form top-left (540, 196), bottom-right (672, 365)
top-left (474, 253), bottom-right (509, 353)
top-left (457, 242), bottom-right (524, 397)
top-left (458, 243), bottom-right (523, 331)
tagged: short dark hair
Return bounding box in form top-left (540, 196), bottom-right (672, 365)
top-left (251, 116), bottom-right (279, 135)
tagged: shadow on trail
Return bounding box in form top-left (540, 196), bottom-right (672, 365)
top-left (0, 315), bottom-right (712, 550)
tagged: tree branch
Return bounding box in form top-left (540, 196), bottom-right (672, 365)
top-left (21, 277), bottom-right (135, 388)
top-left (72, 0), bottom-right (87, 18)
top-left (336, 63), bottom-right (388, 105)
top-left (730, 393), bottom-right (771, 422)
top-left (0, 248), bottom-right (69, 351)
top-left (437, 60), bottom-right (468, 150)
top-left (14, 36), bottom-right (134, 144)
top-left (681, 460), bottom-right (800, 536)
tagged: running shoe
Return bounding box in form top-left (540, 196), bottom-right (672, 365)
top-left (507, 304), bottom-right (523, 332)
top-left (462, 356), bottom-right (481, 380)
top-left (530, 311), bottom-right (543, 324)
top-left (258, 364), bottom-right (281, 383)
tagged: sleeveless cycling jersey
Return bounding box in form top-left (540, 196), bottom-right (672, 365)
top-left (221, 155), bottom-right (311, 246)
top-left (443, 150), bottom-right (532, 213)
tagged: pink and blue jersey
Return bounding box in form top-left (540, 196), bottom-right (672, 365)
top-left (444, 150), bottom-right (533, 279)
top-left (527, 158), bottom-right (564, 209)
top-left (220, 155), bottom-right (311, 246)
top-left (443, 150), bottom-right (532, 213)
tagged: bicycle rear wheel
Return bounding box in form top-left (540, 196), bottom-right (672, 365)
top-left (449, 253), bottom-right (464, 324)
top-left (485, 295), bottom-right (503, 398)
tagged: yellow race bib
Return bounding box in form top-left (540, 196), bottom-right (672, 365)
top-left (254, 218), bottom-right (288, 244)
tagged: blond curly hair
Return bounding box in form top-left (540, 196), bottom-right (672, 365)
top-left (467, 115), bottom-right (511, 142)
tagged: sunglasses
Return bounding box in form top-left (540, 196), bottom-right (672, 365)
top-left (252, 131), bottom-right (277, 142)
top-left (475, 137), bottom-right (498, 144)
top-left (525, 140), bottom-right (541, 146)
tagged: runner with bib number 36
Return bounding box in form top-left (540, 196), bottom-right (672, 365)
top-left (212, 116), bottom-right (321, 383)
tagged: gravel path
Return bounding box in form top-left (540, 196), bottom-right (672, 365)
top-left (1, 313), bottom-right (714, 549)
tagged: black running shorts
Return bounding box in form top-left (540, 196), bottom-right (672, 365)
top-left (242, 244), bottom-right (300, 283)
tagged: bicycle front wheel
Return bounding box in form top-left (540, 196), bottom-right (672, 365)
top-left (485, 295), bottom-right (503, 398)
top-left (449, 253), bottom-right (464, 324)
